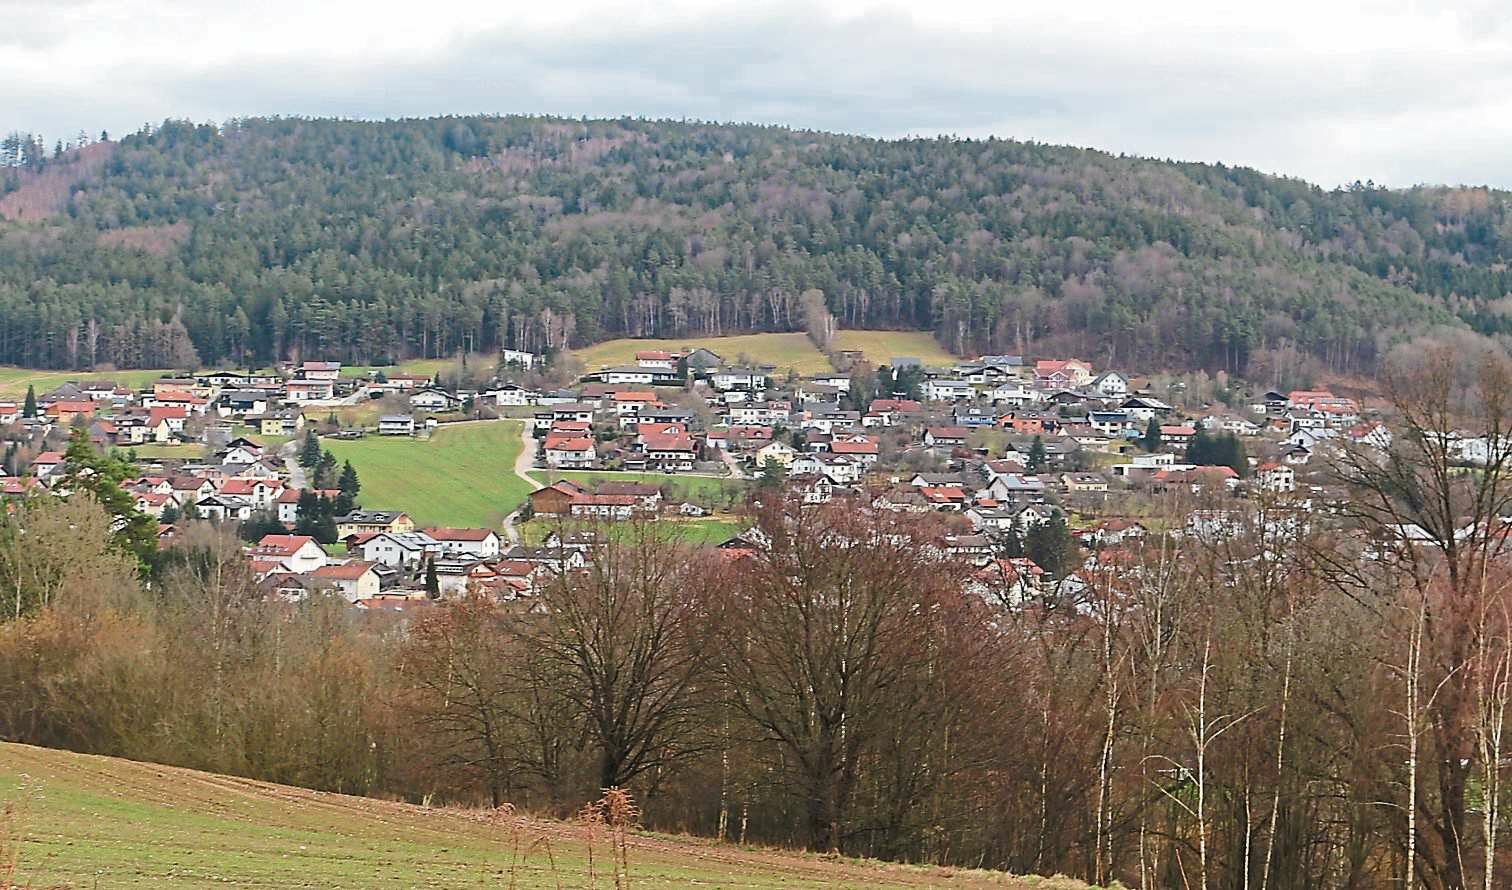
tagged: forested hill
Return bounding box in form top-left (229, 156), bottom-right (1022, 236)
top-left (1, 116), bottom-right (1510, 374)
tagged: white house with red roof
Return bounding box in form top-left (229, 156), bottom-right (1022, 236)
top-left (1159, 425), bottom-right (1197, 447)
top-left (863, 399), bottom-right (923, 427)
top-left (218, 478), bottom-right (283, 508)
top-left (544, 434), bottom-right (596, 468)
top-left (637, 422), bottom-right (697, 471)
top-left (145, 406), bottom-right (188, 441)
top-left (150, 390), bottom-right (209, 415)
top-left (250, 534), bottom-right (328, 574)
top-left (298, 361), bottom-right (343, 382)
top-left (924, 426), bottom-right (969, 447)
top-left (30, 451), bottom-right (65, 479)
top-left (286, 379), bottom-right (334, 402)
top-left (828, 434), bottom-right (880, 465)
top-left (1035, 359), bottom-right (1093, 389)
top-left (965, 557), bottom-right (1046, 606)
top-left (424, 527), bottom-right (502, 560)
top-left (1255, 462), bottom-right (1297, 493)
top-left (634, 350), bottom-right (678, 370)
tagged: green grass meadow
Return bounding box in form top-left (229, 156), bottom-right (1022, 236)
top-left (324, 420), bottom-right (530, 528)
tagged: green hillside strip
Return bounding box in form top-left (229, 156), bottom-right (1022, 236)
top-left (519, 516), bottom-right (748, 547)
top-left (830, 330), bottom-right (959, 367)
top-left (573, 333), bottom-right (832, 375)
top-left (0, 366), bottom-right (173, 399)
top-left (324, 421), bottom-right (529, 528)
top-left (0, 742), bottom-right (1069, 889)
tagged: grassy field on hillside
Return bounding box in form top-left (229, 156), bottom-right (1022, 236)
top-left (569, 330), bottom-right (956, 378)
top-left (519, 516), bottom-right (748, 547)
top-left (126, 442), bottom-right (207, 460)
top-left (340, 357), bottom-right (459, 380)
top-left (0, 366), bottom-right (174, 399)
top-left (325, 421), bottom-right (529, 527)
top-left (572, 333), bottom-right (832, 375)
top-left (0, 742), bottom-right (1073, 889)
top-left (529, 469), bottom-right (746, 508)
top-left (831, 330), bottom-right (958, 367)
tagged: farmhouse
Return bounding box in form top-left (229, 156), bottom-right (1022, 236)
top-left (569, 493), bottom-right (641, 520)
top-left (529, 480), bottom-right (586, 515)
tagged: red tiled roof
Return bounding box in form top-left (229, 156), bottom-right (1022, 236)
top-left (312, 561), bottom-right (375, 580)
top-left (426, 527), bottom-right (496, 542)
top-left (253, 534), bottom-right (319, 556)
top-left (927, 427), bottom-right (969, 439)
top-left (545, 436), bottom-right (594, 453)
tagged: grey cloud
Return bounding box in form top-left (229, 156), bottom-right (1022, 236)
top-left (8, 2), bottom-right (1512, 188)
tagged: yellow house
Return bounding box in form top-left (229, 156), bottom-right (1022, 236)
top-left (336, 510), bottom-right (415, 539)
top-left (260, 411), bottom-right (305, 437)
top-left (755, 441), bottom-right (797, 468)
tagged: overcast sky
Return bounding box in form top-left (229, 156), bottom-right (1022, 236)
top-left (3, 0), bottom-right (1509, 188)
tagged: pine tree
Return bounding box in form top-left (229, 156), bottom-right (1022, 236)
top-left (1025, 513), bottom-right (1074, 580)
top-left (424, 558), bottom-right (439, 598)
top-left (314, 450), bottom-right (338, 489)
top-left (314, 510), bottom-right (339, 545)
top-left (21, 385), bottom-right (36, 419)
top-left (1141, 417), bottom-right (1161, 452)
top-left (294, 490), bottom-right (320, 537)
top-left (160, 502), bottom-right (180, 524)
top-left (338, 460), bottom-right (360, 499)
top-left (1185, 427), bottom-right (1214, 465)
top-left (1220, 433), bottom-right (1246, 476)
top-left (298, 429), bottom-right (322, 468)
top-left (1027, 436), bottom-right (1047, 474)
top-left (59, 428), bottom-right (158, 571)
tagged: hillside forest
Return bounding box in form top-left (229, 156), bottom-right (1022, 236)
top-left (5, 117), bottom-right (1512, 375)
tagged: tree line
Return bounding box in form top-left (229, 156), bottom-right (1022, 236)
top-left (4, 116), bottom-right (1512, 376)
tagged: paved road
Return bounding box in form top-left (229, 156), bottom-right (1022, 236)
top-left (718, 447), bottom-right (747, 480)
top-left (280, 439), bottom-right (307, 489)
top-left (502, 421), bottom-right (541, 545)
